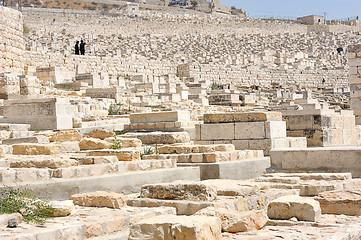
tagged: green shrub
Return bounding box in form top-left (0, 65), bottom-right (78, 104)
top-left (111, 134), bottom-right (122, 149)
top-left (0, 187), bottom-right (54, 224)
top-left (140, 146), bottom-right (155, 159)
top-left (23, 25), bottom-right (31, 35)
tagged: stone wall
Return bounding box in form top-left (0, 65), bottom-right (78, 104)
top-left (0, 6), bottom-right (25, 74)
top-left (348, 44), bottom-right (361, 124)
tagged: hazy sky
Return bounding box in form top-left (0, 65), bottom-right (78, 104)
top-left (221, 0), bottom-right (361, 20)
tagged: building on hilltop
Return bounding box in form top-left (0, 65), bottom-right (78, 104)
top-left (124, 2), bottom-right (140, 17)
top-left (297, 15), bottom-right (325, 25)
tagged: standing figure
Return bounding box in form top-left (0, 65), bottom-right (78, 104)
top-left (75, 41), bottom-right (80, 55)
top-left (80, 40), bottom-right (86, 55)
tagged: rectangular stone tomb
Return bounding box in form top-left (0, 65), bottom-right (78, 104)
top-left (1, 98), bottom-right (72, 130)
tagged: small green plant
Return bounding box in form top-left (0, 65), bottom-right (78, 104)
top-left (108, 103), bottom-right (123, 115)
top-left (0, 187), bottom-right (54, 224)
top-left (102, 3), bottom-right (109, 8)
top-left (23, 25), bottom-right (31, 35)
top-left (115, 130), bottom-right (126, 135)
top-left (111, 134), bottom-right (122, 149)
top-left (140, 146), bottom-right (155, 159)
top-left (210, 81), bottom-right (221, 90)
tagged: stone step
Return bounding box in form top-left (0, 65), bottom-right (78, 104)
top-left (266, 180), bottom-right (354, 196)
top-left (2, 135), bottom-right (49, 145)
top-left (0, 130), bottom-right (34, 140)
top-left (12, 143), bottom-right (62, 155)
top-left (1, 206), bottom-right (174, 240)
top-left (0, 159), bottom-right (176, 183)
top-left (9, 167), bottom-right (201, 200)
top-left (178, 158), bottom-right (271, 180)
top-left (143, 149), bottom-right (264, 163)
top-left (267, 195), bottom-right (321, 222)
top-left (263, 172), bottom-right (352, 181)
top-left (123, 131), bottom-right (191, 144)
top-left (85, 149), bottom-right (141, 161)
top-left (270, 147), bottom-right (361, 177)
top-left (0, 123), bottom-right (31, 131)
top-left (157, 144), bottom-right (235, 154)
top-left (127, 188), bottom-right (299, 215)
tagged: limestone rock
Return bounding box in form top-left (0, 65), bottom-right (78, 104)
top-left (315, 190), bottom-right (361, 215)
top-left (105, 137), bottom-right (143, 148)
top-left (195, 208), bottom-right (268, 232)
top-left (203, 112), bottom-right (282, 123)
top-left (10, 158), bottom-right (78, 169)
top-left (86, 129), bottom-right (114, 140)
top-left (70, 191), bottom-right (127, 209)
top-left (267, 195), bottom-right (321, 222)
top-left (79, 137), bottom-right (113, 150)
top-left (49, 200), bottom-right (75, 217)
top-left (87, 149), bottom-right (141, 161)
top-left (0, 213), bottom-right (23, 227)
top-left (129, 215), bottom-right (222, 240)
top-left (12, 143), bottom-right (62, 155)
top-left (140, 181), bottom-right (217, 201)
top-left (49, 130), bottom-right (82, 142)
top-left (124, 132), bottom-right (191, 144)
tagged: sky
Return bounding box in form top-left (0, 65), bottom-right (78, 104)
top-left (221, 0), bottom-right (361, 20)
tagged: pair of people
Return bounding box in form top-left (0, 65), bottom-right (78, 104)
top-left (75, 40), bottom-right (86, 55)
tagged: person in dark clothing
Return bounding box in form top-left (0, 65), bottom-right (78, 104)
top-left (336, 47), bottom-right (343, 54)
top-left (80, 40), bottom-right (86, 55)
top-left (75, 41), bottom-right (80, 55)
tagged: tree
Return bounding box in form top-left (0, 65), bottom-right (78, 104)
top-left (190, 0), bottom-right (197, 10)
top-left (209, 2), bottom-right (214, 12)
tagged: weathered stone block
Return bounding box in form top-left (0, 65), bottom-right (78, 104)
top-left (267, 195), bottom-right (321, 222)
top-left (200, 123), bottom-right (235, 140)
top-left (48, 130), bottom-right (82, 142)
top-left (195, 207), bottom-right (268, 232)
top-left (129, 215), bottom-right (221, 240)
top-left (203, 112), bottom-right (282, 123)
top-left (124, 132), bottom-right (190, 144)
top-left (12, 143), bottom-right (61, 155)
top-left (140, 181), bottom-right (217, 201)
top-left (86, 129), bottom-right (114, 140)
top-left (49, 200), bottom-right (74, 217)
top-left (87, 149), bottom-right (141, 161)
top-left (315, 190), bottom-right (361, 215)
top-left (235, 122), bottom-right (265, 139)
top-left (79, 138), bottom-right (112, 150)
top-left (130, 111), bottom-right (190, 123)
top-left (70, 191), bottom-right (127, 208)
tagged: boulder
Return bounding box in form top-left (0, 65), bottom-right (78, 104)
top-left (267, 195), bottom-right (321, 222)
top-left (10, 158), bottom-right (78, 169)
top-left (124, 132), bottom-right (191, 144)
top-left (79, 138), bottom-right (113, 150)
top-left (140, 181), bottom-right (217, 201)
top-left (70, 191), bottom-right (127, 209)
top-left (105, 137), bottom-right (143, 148)
top-left (195, 207), bottom-right (268, 232)
top-left (315, 190), bottom-right (361, 215)
top-left (129, 215), bottom-right (221, 240)
top-left (49, 200), bottom-right (75, 217)
top-left (87, 149), bottom-right (141, 161)
top-left (86, 129), bottom-right (114, 140)
top-left (12, 143), bottom-right (61, 155)
top-left (0, 213), bottom-right (23, 227)
top-left (48, 130), bottom-right (82, 142)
